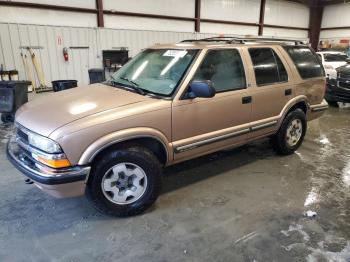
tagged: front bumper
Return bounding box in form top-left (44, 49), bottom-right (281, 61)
top-left (7, 136), bottom-right (90, 187)
top-left (325, 78), bottom-right (350, 103)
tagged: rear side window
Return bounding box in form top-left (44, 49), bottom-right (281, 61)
top-left (283, 46), bottom-right (324, 79)
top-left (249, 48), bottom-right (288, 86)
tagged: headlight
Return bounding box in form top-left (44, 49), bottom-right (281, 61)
top-left (28, 132), bottom-right (62, 153)
top-left (324, 65), bottom-right (334, 70)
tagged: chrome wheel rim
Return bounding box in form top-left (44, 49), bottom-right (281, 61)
top-left (101, 163), bottom-right (148, 205)
top-left (286, 119), bottom-right (303, 147)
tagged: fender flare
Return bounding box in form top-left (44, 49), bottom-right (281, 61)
top-left (78, 127), bottom-right (171, 165)
top-left (277, 95), bottom-right (309, 127)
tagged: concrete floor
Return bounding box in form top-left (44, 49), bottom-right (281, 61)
top-left (0, 102), bottom-right (349, 262)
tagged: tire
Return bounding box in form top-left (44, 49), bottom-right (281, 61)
top-left (326, 100), bottom-right (339, 107)
top-left (271, 109), bottom-right (307, 155)
top-left (86, 146), bottom-right (162, 217)
top-left (1, 113), bottom-right (14, 123)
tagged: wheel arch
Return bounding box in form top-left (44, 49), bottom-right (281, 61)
top-left (277, 96), bottom-right (309, 128)
top-left (78, 128), bottom-right (171, 166)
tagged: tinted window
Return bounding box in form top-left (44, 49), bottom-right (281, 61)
top-left (192, 49), bottom-right (246, 92)
top-left (324, 53), bottom-right (348, 62)
top-left (283, 46), bottom-right (324, 79)
top-left (249, 48), bottom-right (288, 86)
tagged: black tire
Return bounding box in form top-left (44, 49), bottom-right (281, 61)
top-left (271, 109), bottom-right (307, 155)
top-left (326, 100), bottom-right (339, 107)
top-left (1, 113), bottom-right (14, 123)
top-left (86, 146), bottom-right (162, 217)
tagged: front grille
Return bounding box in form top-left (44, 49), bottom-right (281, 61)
top-left (339, 81), bottom-right (350, 89)
top-left (16, 128), bottom-right (28, 143)
top-left (339, 73), bottom-right (350, 79)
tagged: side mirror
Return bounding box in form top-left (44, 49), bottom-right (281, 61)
top-left (185, 80), bottom-right (216, 99)
top-left (346, 58), bottom-right (350, 64)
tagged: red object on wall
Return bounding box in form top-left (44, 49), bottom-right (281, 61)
top-left (340, 39), bottom-right (350, 44)
top-left (63, 47), bottom-right (68, 62)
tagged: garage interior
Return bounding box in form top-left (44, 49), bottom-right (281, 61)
top-left (0, 0), bottom-right (350, 261)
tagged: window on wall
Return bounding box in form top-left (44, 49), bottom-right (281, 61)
top-left (192, 49), bottom-right (246, 92)
top-left (249, 48), bottom-right (288, 86)
top-left (283, 46), bottom-right (324, 79)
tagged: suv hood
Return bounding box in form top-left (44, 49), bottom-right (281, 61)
top-left (15, 84), bottom-right (154, 137)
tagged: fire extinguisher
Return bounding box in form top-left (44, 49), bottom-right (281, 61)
top-left (63, 47), bottom-right (69, 62)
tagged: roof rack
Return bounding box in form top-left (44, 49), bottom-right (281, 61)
top-left (181, 37), bottom-right (305, 45)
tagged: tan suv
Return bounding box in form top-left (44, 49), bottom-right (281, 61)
top-left (7, 37), bottom-right (328, 217)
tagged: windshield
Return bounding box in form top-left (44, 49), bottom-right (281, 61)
top-left (109, 49), bottom-right (198, 96)
top-left (324, 53), bottom-right (348, 62)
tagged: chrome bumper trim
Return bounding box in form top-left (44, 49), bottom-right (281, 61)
top-left (7, 136), bottom-right (90, 185)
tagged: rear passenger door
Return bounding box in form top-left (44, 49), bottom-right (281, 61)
top-left (246, 47), bottom-right (294, 138)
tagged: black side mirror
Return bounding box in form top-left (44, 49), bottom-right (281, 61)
top-left (185, 80), bottom-right (216, 99)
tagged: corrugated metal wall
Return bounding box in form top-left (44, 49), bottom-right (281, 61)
top-left (0, 23), bottom-right (218, 86)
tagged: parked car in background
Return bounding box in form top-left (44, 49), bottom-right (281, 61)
top-left (317, 51), bottom-right (349, 79)
top-left (7, 37), bottom-right (328, 217)
top-left (325, 62), bottom-right (350, 107)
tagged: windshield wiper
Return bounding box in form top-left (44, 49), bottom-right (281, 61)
top-left (120, 77), bottom-right (146, 95)
top-left (109, 76), bottom-right (145, 95)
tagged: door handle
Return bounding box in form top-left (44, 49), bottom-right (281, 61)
top-left (242, 96), bottom-right (252, 104)
top-left (285, 89), bottom-right (292, 96)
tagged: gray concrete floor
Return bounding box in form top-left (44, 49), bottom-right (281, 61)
top-left (0, 101), bottom-right (349, 262)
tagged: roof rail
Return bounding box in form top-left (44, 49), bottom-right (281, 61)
top-left (181, 37), bottom-right (306, 45)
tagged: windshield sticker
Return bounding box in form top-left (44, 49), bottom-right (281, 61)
top-left (163, 50), bottom-right (187, 58)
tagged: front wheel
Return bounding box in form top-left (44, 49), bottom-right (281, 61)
top-left (326, 100), bottom-right (339, 107)
top-left (271, 109), bottom-right (307, 155)
top-left (86, 146), bottom-right (162, 217)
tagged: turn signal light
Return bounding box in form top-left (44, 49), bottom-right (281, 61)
top-left (37, 156), bottom-right (71, 168)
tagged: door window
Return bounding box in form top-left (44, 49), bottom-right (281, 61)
top-left (249, 48), bottom-right (288, 86)
top-left (192, 49), bottom-right (246, 92)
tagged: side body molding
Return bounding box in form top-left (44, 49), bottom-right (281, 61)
top-left (78, 127), bottom-right (172, 165)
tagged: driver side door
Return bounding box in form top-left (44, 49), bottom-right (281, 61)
top-left (171, 48), bottom-right (252, 162)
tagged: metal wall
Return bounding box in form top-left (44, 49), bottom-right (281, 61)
top-left (0, 23), bottom-right (217, 86)
top-left (320, 4), bottom-right (350, 40)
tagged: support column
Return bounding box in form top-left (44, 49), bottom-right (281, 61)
top-left (195, 0), bottom-right (201, 32)
top-left (258, 0), bottom-right (266, 36)
top-left (96, 0), bottom-right (104, 27)
top-left (309, 2), bottom-right (323, 50)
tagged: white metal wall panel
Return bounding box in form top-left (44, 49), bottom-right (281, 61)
top-left (0, 7), bottom-right (97, 28)
top-left (104, 15), bottom-right (194, 32)
top-left (201, 0), bottom-right (260, 23)
top-left (13, 0), bottom-right (96, 9)
top-left (320, 30), bottom-right (350, 40)
top-left (265, 0), bottom-right (309, 28)
top-left (103, 0), bottom-right (195, 18)
top-left (321, 4), bottom-right (350, 28)
top-left (201, 22), bottom-right (259, 36)
top-left (263, 27), bottom-right (308, 39)
top-left (0, 23), bottom-right (203, 86)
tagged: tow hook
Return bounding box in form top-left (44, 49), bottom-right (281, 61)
top-left (24, 178), bottom-right (34, 185)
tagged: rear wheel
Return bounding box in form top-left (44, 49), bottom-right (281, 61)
top-left (271, 109), bottom-right (307, 155)
top-left (86, 146), bottom-right (162, 217)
